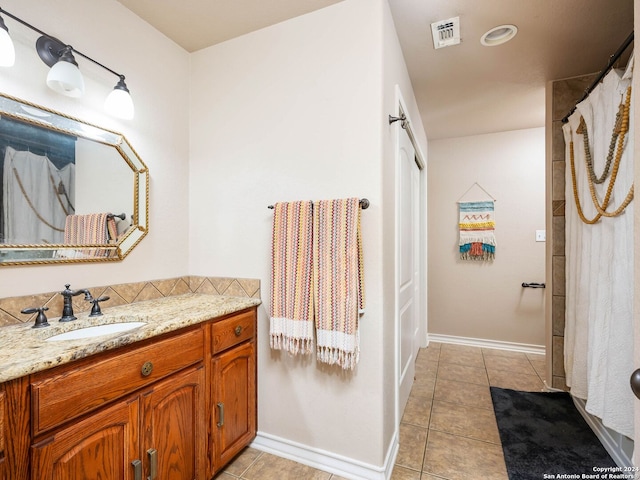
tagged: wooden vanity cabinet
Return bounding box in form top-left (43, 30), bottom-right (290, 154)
top-left (0, 306), bottom-right (258, 480)
top-left (31, 365), bottom-right (205, 480)
top-left (210, 309), bottom-right (257, 473)
top-left (30, 325), bottom-right (207, 480)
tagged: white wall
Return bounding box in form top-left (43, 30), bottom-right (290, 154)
top-left (428, 128), bottom-right (546, 347)
top-left (189, 0), bottom-right (384, 467)
top-left (189, 0), bottom-right (426, 472)
top-left (0, 0), bottom-right (190, 297)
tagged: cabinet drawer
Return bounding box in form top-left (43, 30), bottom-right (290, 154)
top-left (31, 327), bottom-right (204, 436)
top-left (211, 310), bottom-right (255, 354)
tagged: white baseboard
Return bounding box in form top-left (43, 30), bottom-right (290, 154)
top-left (251, 430), bottom-right (399, 480)
top-left (571, 397), bottom-right (634, 468)
top-left (428, 333), bottom-right (545, 355)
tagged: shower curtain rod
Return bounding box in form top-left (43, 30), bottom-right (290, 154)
top-left (562, 31), bottom-right (634, 123)
top-left (268, 198), bottom-right (370, 209)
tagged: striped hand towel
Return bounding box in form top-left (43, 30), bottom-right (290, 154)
top-left (313, 198), bottom-right (365, 370)
top-left (63, 213), bottom-right (113, 257)
top-left (64, 213), bottom-right (111, 244)
top-left (269, 201), bottom-right (315, 354)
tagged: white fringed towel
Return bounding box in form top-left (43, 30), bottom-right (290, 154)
top-left (313, 198), bottom-right (365, 370)
top-left (269, 201), bottom-right (314, 354)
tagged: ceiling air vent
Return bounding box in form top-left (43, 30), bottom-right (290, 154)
top-left (431, 16), bottom-right (461, 49)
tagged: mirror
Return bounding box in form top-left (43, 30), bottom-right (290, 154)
top-left (0, 92), bottom-right (148, 266)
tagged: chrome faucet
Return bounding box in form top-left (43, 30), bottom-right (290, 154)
top-left (60, 284), bottom-right (92, 322)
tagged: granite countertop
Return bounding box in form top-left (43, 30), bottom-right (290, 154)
top-left (0, 293), bottom-right (261, 383)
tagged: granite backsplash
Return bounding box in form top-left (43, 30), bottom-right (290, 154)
top-left (0, 276), bottom-right (260, 327)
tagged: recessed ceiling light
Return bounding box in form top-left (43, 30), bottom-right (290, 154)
top-left (481, 24), bottom-right (518, 46)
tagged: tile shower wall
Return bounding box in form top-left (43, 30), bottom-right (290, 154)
top-left (0, 276), bottom-right (260, 327)
top-left (550, 73), bottom-right (597, 390)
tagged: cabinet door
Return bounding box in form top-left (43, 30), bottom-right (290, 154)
top-left (141, 365), bottom-right (206, 480)
top-left (31, 397), bottom-right (139, 480)
top-left (0, 377), bottom-right (30, 480)
top-left (213, 341), bottom-right (256, 469)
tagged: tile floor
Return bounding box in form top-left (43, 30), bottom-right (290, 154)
top-left (214, 342), bottom-right (546, 480)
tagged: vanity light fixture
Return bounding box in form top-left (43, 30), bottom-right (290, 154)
top-left (0, 7), bottom-right (135, 119)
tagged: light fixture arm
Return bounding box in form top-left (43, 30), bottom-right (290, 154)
top-left (0, 7), bottom-right (49, 40)
top-left (72, 46), bottom-right (122, 80)
top-left (0, 7), bottom-right (126, 83)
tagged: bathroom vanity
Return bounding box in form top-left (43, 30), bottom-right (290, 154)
top-left (0, 293), bottom-right (259, 480)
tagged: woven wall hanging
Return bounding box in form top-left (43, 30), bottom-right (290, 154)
top-left (458, 200), bottom-right (496, 261)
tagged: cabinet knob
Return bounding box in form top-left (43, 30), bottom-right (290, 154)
top-left (631, 369), bottom-right (640, 400)
top-left (141, 361), bottom-right (153, 377)
top-left (234, 325), bottom-right (243, 336)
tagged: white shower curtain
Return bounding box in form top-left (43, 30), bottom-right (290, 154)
top-left (563, 63), bottom-right (634, 439)
top-left (2, 146), bottom-right (75, 244)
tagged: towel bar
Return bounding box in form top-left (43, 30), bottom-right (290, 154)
top-left (268, 198), bottom-right (369, 210)
top-left (522, 282), bottom-right (545, 288)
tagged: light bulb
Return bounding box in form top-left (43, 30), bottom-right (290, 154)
top-left (0, 17), bottom-right (15, 67)
top-left (104, 77), bottom-right (134, 120)
top-left (46, 48), bottom-right (84, 97)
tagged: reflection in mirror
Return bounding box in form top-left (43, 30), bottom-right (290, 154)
top-left (0, 92), bottom-right (148, 265)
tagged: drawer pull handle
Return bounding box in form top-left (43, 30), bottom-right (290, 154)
top-left (141, 361), bottom-right (153, 377)
top-left (147, 448), bottom-right (158, 480)
top-left (132, 459), bottom-right (142, 480)
top-left (234, 325), bottom-right (243, 336)
top-left (217, 402), bottom-right (225, 427)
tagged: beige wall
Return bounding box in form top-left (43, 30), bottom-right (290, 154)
top-left (188, 0), bottom-right (427, 472)
top-left (428, 128), bottom-right (546, 347)
top-left (0, 0), bottom-right (190, 298)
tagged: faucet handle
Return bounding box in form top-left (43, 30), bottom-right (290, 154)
top-left (21, 307), bottom-right (50, 329)
top-left (88, 296), bottom-right (110, 317)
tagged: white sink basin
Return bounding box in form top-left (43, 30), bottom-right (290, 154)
top-left (46, 322), bottom-right (147, 342)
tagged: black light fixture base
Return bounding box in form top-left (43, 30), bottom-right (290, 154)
top-left (36, 35), bottom-right (66, 67)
